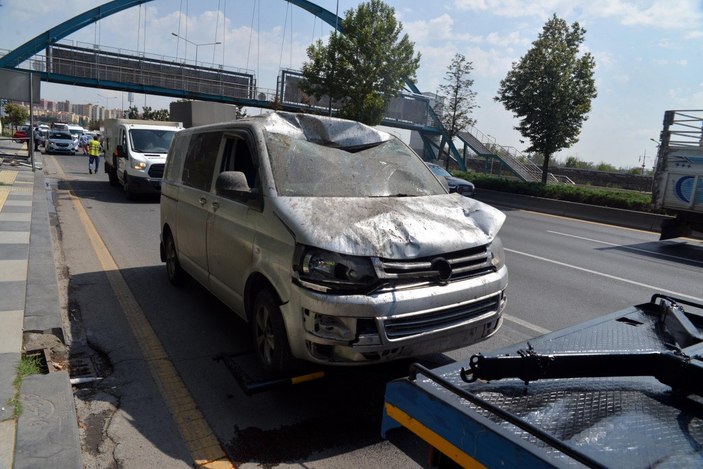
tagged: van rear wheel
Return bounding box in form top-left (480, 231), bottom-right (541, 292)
top-left (252, 290), bottom-right (293, 373)
top-left (165, 234), bottom-right (188, 286)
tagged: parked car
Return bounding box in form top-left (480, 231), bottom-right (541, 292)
top-left (12, 128), bottom-right (28, 143)
top-left (426, 162), bottom-right (476, 197)
top-left (44, 130), bottom-right (76, 154)
top-left (160, 112), bottom-right (508, 373)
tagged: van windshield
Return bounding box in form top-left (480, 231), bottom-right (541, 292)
top-left (266, 132), bottom-right (446, 197)
top-left (129, 129), bottom-right (177, 153)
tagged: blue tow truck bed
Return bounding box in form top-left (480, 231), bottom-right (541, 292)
top-left (381, 295), bottom-right (703, 468)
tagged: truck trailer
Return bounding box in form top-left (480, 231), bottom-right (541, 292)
top-left (382, 294), bottom-right (703, 468)
top-left (102, 118), bottom-right (183, 199)
top-left (652, 110), bottom-right (703, 239)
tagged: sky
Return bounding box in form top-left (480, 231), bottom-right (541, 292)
top-left (1, 0), bottom-right (702, 169)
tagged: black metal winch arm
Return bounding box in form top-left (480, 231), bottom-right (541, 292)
top-left (461, 295), bottom-right (703, 396)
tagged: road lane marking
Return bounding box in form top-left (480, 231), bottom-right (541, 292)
top-left (547, 230), bottom-right (703, 265)
top-left (506, 248), bottom-right (703, 303)
top-left (502, 314), bottom-right (551, 335)
top-left (50, 155), bottom-right (235, 469)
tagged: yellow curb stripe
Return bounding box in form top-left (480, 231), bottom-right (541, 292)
top-left (0, 170), bottom-right (18, 185)
top-left (0, 187), bottom-right (9, 210)
top-left (384, 403), bottom-right (485, 469)
top-left (50, 156), bottom-right (235, 469)
top-left (291, 371), bottom-right (325, 385)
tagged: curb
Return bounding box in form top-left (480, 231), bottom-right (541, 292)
top-left (473, 189), bottom-right (672, 234)
top-left (0, 156), bottom-right (81, 469)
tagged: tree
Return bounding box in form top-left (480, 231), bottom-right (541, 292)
top-left (300, 0), bottom-right (420, 125)
top-left (141, 107), bottom-right (170, 121)
top-left (124, 105), bottom-right (139, 119)
top-left (436, 53), bottom-right (477, 167)
top-left (495, 14), bottom-right (596, 184)
top-left (3, 102), bottom-right (29, 130)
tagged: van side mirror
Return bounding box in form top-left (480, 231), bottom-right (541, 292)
top-left (216, 171), bottom-right (257, 200)
top-left (116, 145), bottom-right (127, 158)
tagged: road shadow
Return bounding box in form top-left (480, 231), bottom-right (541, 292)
top-left (66, 263), bottom-right (445, 467)
top-left (55, 177), bottom-right (161, 204)
top-left (597, 239), bottom-right (703, 269)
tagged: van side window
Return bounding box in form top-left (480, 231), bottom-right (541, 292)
top-left (221, 137), bottom-right (257, 189)
top-left (182, 131), bottom-right (222, 191)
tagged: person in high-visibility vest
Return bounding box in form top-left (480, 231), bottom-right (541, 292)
top-left (87, 135), bottom-right (102, 174)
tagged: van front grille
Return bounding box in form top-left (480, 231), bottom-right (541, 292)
top-left (375, 244), bottom-right (494, 284)
top-left (149, 164), bottom-right (165, 178)
top-left (383, 294), bottom-right (500, 340)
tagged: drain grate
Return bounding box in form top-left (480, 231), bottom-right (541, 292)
top-left (69, 351), bottom-right (98, 379)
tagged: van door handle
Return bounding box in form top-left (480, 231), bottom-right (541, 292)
top-left (212, 202), bottom-right (219, 211)
top-left (199, 197), bottom-right (207, 206)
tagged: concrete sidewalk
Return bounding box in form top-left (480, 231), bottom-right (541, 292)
top-left (0, 148), bottom-right (81, 469)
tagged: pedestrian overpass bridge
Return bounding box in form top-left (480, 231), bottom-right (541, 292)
top-left (0, 0), bottom-right (568, 182)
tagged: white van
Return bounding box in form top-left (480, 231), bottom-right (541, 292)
top-left (160, 112), bottom-right (508, 372)
top-left (103, 118), bottom-right (183, 199)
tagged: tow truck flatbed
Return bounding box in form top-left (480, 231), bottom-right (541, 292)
top-left (381, 295), bottom-right (703, 468)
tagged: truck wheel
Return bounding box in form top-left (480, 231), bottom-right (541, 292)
top-left (252, 290), bottom-right (293, 374)
top-left (164, 234), bottom-right (188, 286)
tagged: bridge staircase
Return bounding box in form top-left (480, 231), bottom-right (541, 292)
top-left (456, 125), bottom-right (573, 184)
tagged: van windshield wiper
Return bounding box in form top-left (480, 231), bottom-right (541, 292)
top-left (460, 295), bottom-right (703, 397)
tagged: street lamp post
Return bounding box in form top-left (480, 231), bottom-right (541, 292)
top-left (98, 94), bottom-right (116, 120)
top-left (171, 32), bottom-right (221, 65)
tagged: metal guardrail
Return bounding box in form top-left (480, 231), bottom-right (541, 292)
top-left (661, 110), bottom-right (703, 149)
top-left (1, 44), bottom-right (281, 106)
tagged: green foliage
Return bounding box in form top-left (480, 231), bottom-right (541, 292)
top-left (122, 106), bottom-right (174, 121)
top-left (564, 155), bottom-right (593, 169)
top-left (3, 102), bottom-right (29, 129)
top-left (300, 0), bottom-right (420, 125)
top-left (495, 14), bottom-right (597, 184)
top-left (595, 162), bottom-right (617, 172)
top-left (461, 172), bottom-right (655, 212)
top-left (124, 105), bottom-right (139, 119)
top-left (437, 53), bottom-right (477, 137)
top-left (10, 354), bottom-right (43, 417)
top-left (141, 106), bottom-right (170, 121)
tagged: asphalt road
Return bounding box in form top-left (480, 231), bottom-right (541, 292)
top-left (43, 150), bottom-right (703, 468)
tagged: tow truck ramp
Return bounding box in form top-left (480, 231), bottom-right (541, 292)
top-left (382, 295), bottom-right (703, 468)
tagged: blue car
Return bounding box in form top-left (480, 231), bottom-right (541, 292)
top-left (426, 162), bottom-right (475, 197)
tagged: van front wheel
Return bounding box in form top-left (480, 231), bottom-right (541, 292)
top-left (252, 290), bottom-right (293, 373)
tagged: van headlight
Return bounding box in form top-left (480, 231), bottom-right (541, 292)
top-left (293, 246), bottom-right (378, 294)
top-left (489, 236), bottom-right (506, 270)
top-left (131, 161), bottom-right (147, 170)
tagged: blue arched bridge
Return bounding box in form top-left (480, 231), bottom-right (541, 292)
top-left (0, 0), bottom-right (563, 181)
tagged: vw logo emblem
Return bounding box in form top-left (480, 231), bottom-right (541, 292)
top-left (431, 257), bottom-right (452, 282)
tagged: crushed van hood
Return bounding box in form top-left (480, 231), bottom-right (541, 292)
top-left (273, 195), bottom-right (505, 258)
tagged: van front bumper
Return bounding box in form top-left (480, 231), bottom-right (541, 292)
top-left (125, 173), bottom-right (162, 194)
top-left (280, 266), bottom-right (508, 365)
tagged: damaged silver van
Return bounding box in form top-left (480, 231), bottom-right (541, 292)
top-left (160, 112), bottom-right (508, 372)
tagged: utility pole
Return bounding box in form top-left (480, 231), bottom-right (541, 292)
top-left (638, 150), bottom-right (647, 175)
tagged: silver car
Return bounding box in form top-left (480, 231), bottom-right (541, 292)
top-left (44, 130), bottom-right (76, 154)
top-left (160, 112), bottom-right (508, 372)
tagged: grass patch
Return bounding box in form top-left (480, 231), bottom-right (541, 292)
top-left (458, 172), bottom-right (659, 213)
top-left (9, 354), bottom-right (43, 417)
